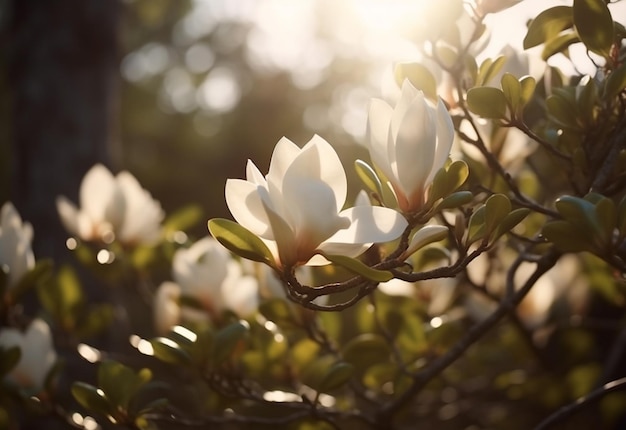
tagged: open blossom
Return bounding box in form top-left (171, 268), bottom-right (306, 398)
top-left (367, 81), bottom-right (454, 213)
top-left (0, 202), bottom-right (35, 290)
top-left (56, 164), bottom-right (164, 246)
top-left (0, 319), bottom-right (57, 394)
top-left (225, 135), bottom-right (408, 268)
top-left (154, 237), bottom-right (259, 333)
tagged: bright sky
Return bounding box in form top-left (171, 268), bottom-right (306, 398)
top-left (123, 0), bottom-right (626, 137)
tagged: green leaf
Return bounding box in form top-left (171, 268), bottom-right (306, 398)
top-left (444, 161), bottom-right (470, 195)
top-left (212, 321), bottom-right (249, 365)
top-left (467, 87), bottom-right (508, 119)
top-left (435, 191), bottom-right (473, 211)
top-left (321, 253), bottom-right (393, 282)
top-left (546, 94), bottom-right (579, 129)
top-left (163, 205), bottom-right (203, 234)
top-left (542, 220), bottom-right (594, 253)
top-left (573, 0), bottom-right (614, 56)
top-left (38, 265), bottom-right (83, 330)
top-left (150, 338), bottom-right (191, 365)
top-left (477, 56), bottom-right (507, 87)
top-left (464, 54), bottom-right (479, 85)
top-left (466, 205), bottom-right (487, 244)
top-left (485, 194), bottom-right (512, 234)
top-left (0, 347), bottom-right (21, 377)
top-left (576, 76), bottom-right (597, 126)
top-left (555, 195), bottom-right (601, 236)
top-left (404, 225), bottom-right (449, 258)
top-left (605, 62), bottom-right (626, 99)
top-left (319, 362), bottom-right (354, 393)
top-left (523, 6), bottom-right (573, 49)
top-left (617, 194), bottom-right (626, 235)
top-left (291, 339), bottom-right (322, 373)
top-left (71, 382), bottom-right (113, 418)
top-left (208, 218), bottom-right (275, 267)
top-left (493, 208), bottom-right (530, 240)
top-left (259, 298), bottom-right (296, 326)
top-left (394, 63), bottom-right (438, 100)
top-left (594, 196), bottom-right (617, 244)
top-left (433, 45), bottom-right (458, 70)
top-left (354, 160), bottom-right (384, 200)
top-left (395, 311), bottom-right (427, 354)
top-left (541, 31), bottom-right (579, 61)
top-left (10, 259), bottom-right (53, 302)
top-left (98, 361), bottom-right (149, 411)
top-left (501, 73), bottom-right (521, 115)
top-left (429, 160), bottom-right (469, 203)
top-left (56, 265), bottom-right (83, 312)
top-left (519, 76), bottom-right (537, 107)
top-left (342, 334), bottom-right (391, 373)
top-left (75, 304), bottom-right (114, 339)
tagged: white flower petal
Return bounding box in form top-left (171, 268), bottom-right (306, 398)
top-left (0, 319), bottom-right (56, 393)
top-left (221, 274), bottom-right (259, 318)
top-left (390, 80), bottom-right (421, 142)
top-left (56, 197), bottom-right (80, 238)
top-left (154, 282), bottom-right (182, 335)
top-left (261, 196), bottom-right (297, 266)
top-left (172, 237), bottom-right (230, 306)
top-left (394, 93), bottom-right (436, 201)
top-left (282, 173), bottom-right (350, 255)
top-left (116, 172), bottom-right (163, 244)
top-left (288, 135), bottom-right (347, 212)
top-left (245, 160), bottom-right (267, 186)
top-left (266, 137), bottom-right (301, 195)
top-left (225, 178), bottom-right (273, 238)
top-left (323, 206), bottom-right (407, 249)
top-left (0, 203), bottom-right (35, 289)
top-left (367, 99), bottom-right (395, 182)
top-left (425, 99), bottom-right (455, 186)
top-left (79, 164), bottom-right (116, 224)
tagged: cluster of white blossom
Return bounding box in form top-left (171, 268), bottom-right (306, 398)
top-left (1, 0), bottom-right (547, 400)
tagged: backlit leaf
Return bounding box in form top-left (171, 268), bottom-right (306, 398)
top-left (394, 63), bottom-right (438, 100)
top-left (208, 218), bottom-right (275, 267)
top-left (573, 0), bottom-right (614, 56)
top-left (321, 253), bottom-right (393, 282)
top-left (523, 6), bottom-right (573, 49)
top-left (467, 87), bottom-right (508, 119)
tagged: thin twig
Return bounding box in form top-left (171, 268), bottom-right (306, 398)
top-left (512, 121), bottom-right (572, 161)
top-left (533, 377), bottom-right (626, 430)
top-left (375, 248), bottom-right (560, 426)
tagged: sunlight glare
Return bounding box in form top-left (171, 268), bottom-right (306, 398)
top-left (349, 0), bottom-right (430, 33)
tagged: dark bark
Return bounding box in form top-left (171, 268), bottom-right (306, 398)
top-left (5, 0), bottom-right (119, 261)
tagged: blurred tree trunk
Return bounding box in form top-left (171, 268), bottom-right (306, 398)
top-left (6, 0), bottom-right (120, 261)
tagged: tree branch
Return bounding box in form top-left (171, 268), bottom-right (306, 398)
top-left (375, 248), bottom-right (561, 426)
top-left (533, 377), bottom-right (626, 430)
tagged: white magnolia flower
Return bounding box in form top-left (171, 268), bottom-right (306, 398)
top-left (0, 202), bottom-right (35, 290)
top-left (172, 236), bottom-right (233, 313)
top-left (154, 237), bottom-right (260, 333)
top-left (225, 135), bottom-right (408, 267)
top-left (153, 282), bottom-right (185, 335)
top-left (0, 319), bottom-right (57, 394)
top-left (56, 164), bottom-right (164, 246)
top-left (367, 81), bottom-right (454, 213)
